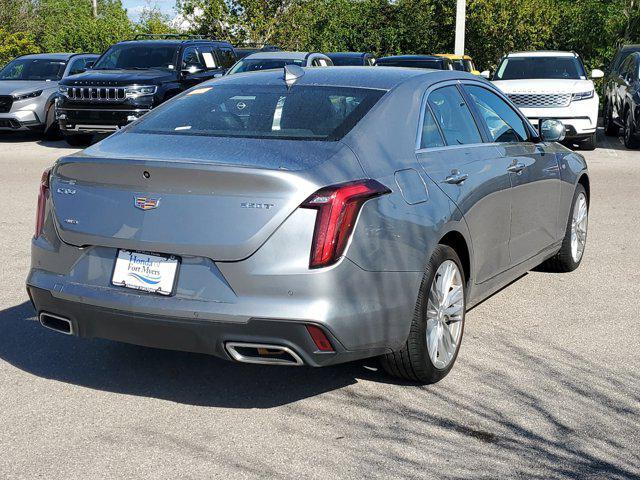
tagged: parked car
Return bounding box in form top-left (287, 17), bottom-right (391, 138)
top-left (603, 52), bottom-right (640, 147)
top-left (487, 51), bottom-right (603, 150)
top-left (0, 53), bottom-right (98, 138)
top-left (234, 44), bottom-right (281, 60)
top-left (376, 55), bottom-right (454, 70)
top-left (226, 52), bottom-right (333, 75)
top-left (326, 52), bottom-right (376, 66)
top-left (435, 54), bottom-right (480, 74)
top-left (55, 35), bottom-right (236, 146)
top-left (28, 66), bottom-right (589, 384)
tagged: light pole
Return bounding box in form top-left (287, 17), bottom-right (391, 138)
top-left (91, 0), bottom-right (97, 18)
top-left (454, 0), bottom-right (466, 55)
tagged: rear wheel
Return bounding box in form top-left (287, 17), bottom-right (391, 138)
top-left (64, 133), bottom-right (93, 147)
top-left (624, 109), bottom-right (640, 149)
top-left (381, 245), bottom-right (465, 384)
top-left (603, 101), bottom-right (618, 136)
top-left (538, 184), bottom-right (588, 273)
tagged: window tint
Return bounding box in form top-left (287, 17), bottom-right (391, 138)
top-left (217, 48), bottom-right (235, 69)
top-left (420, 106), bottom-right (445, 148)
top-left (93, 44), bottom-right (177, 70)
top-left (0, 58), bottom-right (66, 80)
top-left (131, 85), bottom-right (384, 141)
top-left (428, 85), bottom-right (482, 145)
top-left (466, 85), bottom-right (529, 142)
top-left (495, 56), bottom-right (586, 80)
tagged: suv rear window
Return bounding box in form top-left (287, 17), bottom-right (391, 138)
top-left (378, 59), bottom-right (445, 70)
top-left (131, 84), bottom-right (385, 141)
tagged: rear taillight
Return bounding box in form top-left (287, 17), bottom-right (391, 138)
top-left (301, 179), bottom-right (390, 269)
top-left (35, 167), bottom-right (51, 238)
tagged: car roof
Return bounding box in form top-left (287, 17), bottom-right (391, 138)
top-left (114, 39), bottom-right (233, 48)
top-left (435, 54), bottom-right (472, 60)
top-left (242, 51), bottom-right (322, 61)
top-left (17, 53), bottom-right (79, 60)
top-left (327, 52), bottom-right (371, 58)
top-left (211, 65), bottom-right (465, 90)
top-left (378, 55), bottom-right (445, 62)
top-left (507, 51), bottom-right (576, 58)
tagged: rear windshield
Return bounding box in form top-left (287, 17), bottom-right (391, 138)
top-left (92, 44), bottom-right (178, 70)
top-left (228, 59), bottom-right (304, 74)
top-left (378, 59), bottom-right (445, 70)
top-left (0, 58), bottom-right (67, 81)
top-left (131, 84), bottom-right (385, 141)
top-left (330, 56), bottom-right (363, 66)
top-left (495, 56), bottom-right (587, 80)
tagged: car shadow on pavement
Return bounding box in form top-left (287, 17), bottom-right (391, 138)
top-left (0, 301), bottom-right (395, 408)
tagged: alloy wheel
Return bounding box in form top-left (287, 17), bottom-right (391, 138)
top-left (570, 192), bottom-right (588, 263)
top-left (426, 260), bottom-right (464, 369)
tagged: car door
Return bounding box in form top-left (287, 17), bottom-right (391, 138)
top-left (463, 83), bottom-right (561, 266)
top-left (416, 83), bottom-right (513, 283)
top-left (615, 56), bottom-right (633, 121)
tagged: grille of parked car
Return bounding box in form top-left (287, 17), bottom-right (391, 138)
top-left (65, 86), bottom-right (127, 102)
top-left (0, 95), bottom-right (13, 113)
top-left (507, 93), bottom-right (572, 108)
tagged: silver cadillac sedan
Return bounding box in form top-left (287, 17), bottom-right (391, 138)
top-left (27, 66), bottom-right (589, 384)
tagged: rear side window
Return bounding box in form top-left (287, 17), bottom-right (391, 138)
top-left (428, 85), bottom-right (482, 145)
top-left (420, 107), bottom-right (445, 148)
top-left (131, 85), bottom-right (385, 141)
top-left (217, 47), bottom-right (236, 69)
top-left (465, 85), bottom-right (529, 142)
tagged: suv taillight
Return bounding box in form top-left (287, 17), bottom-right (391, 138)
top-left (300, 179), bottom-right (390, 269)
top-left (35, 168), bottom-right (51, 238)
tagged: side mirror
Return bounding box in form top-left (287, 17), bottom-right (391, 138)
top-left (213, 72), bottom-right (223, 78)
top-left (539, 119), bottom-right (566, 142)
top-left (480, 70), bottom-right (491, 79)
top-left (181, 66), bottom-right (203, 76)
top-left (591, 68), bottom-right (604, 79)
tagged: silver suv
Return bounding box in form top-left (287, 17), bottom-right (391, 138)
top-left (0, 53), bottom-right (98, 138)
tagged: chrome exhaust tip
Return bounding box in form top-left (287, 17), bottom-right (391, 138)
top-left (225, 342), bottom-right (304, 366)
top-left (39, 312), bottom-right (73, 335)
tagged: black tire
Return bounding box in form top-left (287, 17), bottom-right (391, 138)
top-left (580, 133), bottom-right (597, 151)
top-left (380, 245), bottom-right (466, 384)
top-left (603, 101), bottom-right (618, 136)
top-left (623, 108), bottom-right (640, 149)
top-left (64, 133), bottom-right (93, 147)
top-left (538, 184), bottom-right (588, 273)
top-left (42, 105), bottom-right (62, 141)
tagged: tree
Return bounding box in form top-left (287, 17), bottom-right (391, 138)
top-left (0, 29), bottom-right (40, 66)
top-left (135, 1), bottom-right (178, 35)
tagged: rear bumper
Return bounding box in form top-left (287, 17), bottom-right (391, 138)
top-left (27, 285), bottom-right (389, 367)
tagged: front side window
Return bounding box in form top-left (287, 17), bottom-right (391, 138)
top-left (182, 46), bottom-right (206, 71)
top-left (130, 84), bottom-right (385, 141)
top-left (494, 56), bottom-right (587, 80)
top-left (67, 57), bottom-right (94, 76)
top-left (92, 44), bottom-right (178, 70)
top-left (428, 85), bottom-right (482, 145)
top-left (463, 59), bottom-right (475, 72)
top-left (0, 58), bottom-right (66, 81)
top-left (227, 58), bottom-right (304, 75)
top-left (217, 48), bottom-right (235, 69)
top-left (465, 85), bottom-right (529, 143)
top-left (451, 60), bottom-right (466, 71)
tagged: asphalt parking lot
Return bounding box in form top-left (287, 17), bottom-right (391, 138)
top-left (0, 131), bottom-right (638, 479)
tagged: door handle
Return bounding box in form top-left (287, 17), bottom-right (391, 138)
top-left (444, 171), bottom-right (469, 185)
top-left (507, 162), bottom-right (526, 174)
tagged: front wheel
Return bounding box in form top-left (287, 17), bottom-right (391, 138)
top-left (580, 133), bottom-right (597, 151)
top-left (381, 245), bottom-right (466, 384)
top-left (538, 184), bottom-right (588, 273)
top-left (603, 102), bottom-right (618, 136)
top-left (624, 109), bottom-right (640, 149)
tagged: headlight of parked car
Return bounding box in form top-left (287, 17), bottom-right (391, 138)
top-left (124, 85), bottom-right (157, 98)
top-left (572, 90), bottom-right (594, 101)
top-left (13, 90), bottom-right (43, 101)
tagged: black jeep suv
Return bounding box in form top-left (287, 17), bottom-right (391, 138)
top-left (56, 35), bottom-right (236, 146)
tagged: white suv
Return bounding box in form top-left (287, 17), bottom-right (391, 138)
top-left (485, 51), bottom-right (603, 150)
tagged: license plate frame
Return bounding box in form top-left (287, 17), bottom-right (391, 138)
top-left (111, 249), bottom-right (180, 296)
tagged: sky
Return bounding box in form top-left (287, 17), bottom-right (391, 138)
top-left (122, 0), bottom-right (178, 21)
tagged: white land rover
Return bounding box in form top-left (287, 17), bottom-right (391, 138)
top-left (485, 51), bottom-right (603, 150)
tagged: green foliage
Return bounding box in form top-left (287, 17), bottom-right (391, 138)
top-left (0, 29), bottom-right (40, 66)
top-left (135, 3), bottom-right (179, 35)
